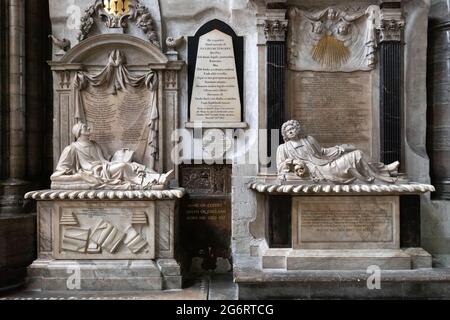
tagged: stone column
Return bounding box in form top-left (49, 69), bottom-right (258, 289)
top-left (378, 1), bottom-right (404, 165)
top-left (9, 0), bottom-right (26, 181)
top-left (0, 0), bottom-right (36, 291)
top-left (427, 1), bottom-right (450, 199)
top-left (1, 0), bottom-right (30, 214)
top-left (263, 7), bottom-right (288, 161)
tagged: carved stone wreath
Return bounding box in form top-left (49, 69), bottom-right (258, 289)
top-left (78, 0), bottom-right (159, 46)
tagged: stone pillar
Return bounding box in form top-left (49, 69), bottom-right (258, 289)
top-left (0, 0), bottom-right (29, 291)
top-left (9, 0), bottom-right (26, 181)
top-left (378, 1), bottom-right (404, 165)
top-left (263, 7), bottom-right (288, 162)
top-left (427, 1), bottom-right (450, 199)
top-left (1, 0), bottom-right (30, 214)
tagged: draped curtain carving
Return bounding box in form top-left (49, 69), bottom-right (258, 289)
top-left (73, 49), bottom-right (158, 170)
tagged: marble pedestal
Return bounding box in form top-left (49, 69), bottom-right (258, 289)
top-left (239, 181), bottom-right (439, 298)
top-left (24, 189), bottom-right (184, 291)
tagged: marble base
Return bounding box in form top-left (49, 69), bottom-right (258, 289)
top-left (25, 190), bottom-right (184, 292)
top-left (27, 259), bottom-right (181, 291)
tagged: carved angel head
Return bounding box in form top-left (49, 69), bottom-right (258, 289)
top-left (336, 20), bottom-right (351, 36)
top-left (312, 21), bottom-right (324, 35)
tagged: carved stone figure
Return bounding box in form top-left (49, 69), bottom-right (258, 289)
top-left (48, 35), bottom-right (71, 52)
top-left (51, 122), bottom-right (173, 190)
top-left (277, 120), bottom-right (401, 184)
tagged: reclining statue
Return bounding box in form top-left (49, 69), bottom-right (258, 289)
top-left (277, 120), bottom-right (401, 184)
top-left (51, 122), bottom-right (173, 190)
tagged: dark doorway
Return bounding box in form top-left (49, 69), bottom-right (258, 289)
top-left (179, 164), bottom-right (232, 276)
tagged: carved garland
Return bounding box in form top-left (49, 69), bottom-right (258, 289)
top-left (78, 0), bottom-right (159, 46)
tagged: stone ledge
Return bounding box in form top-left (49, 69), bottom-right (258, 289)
top-left (235, 267), bottom-right (450, 299)
top-left (235, 260), bottom-right (450, 283)
top-left (24, 189), bottom-right (186, 201)
top-left (249, 181), bottom-right (435, 195)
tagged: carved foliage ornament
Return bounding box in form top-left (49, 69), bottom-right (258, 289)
top-left (264, 19), bottom-right (288, 41)
top-left (288, 5), bottom-right (380, 72)
top-left (379, 19), bottom-right (404, 42)
top-left (78, 0), bottom-right (159, 46)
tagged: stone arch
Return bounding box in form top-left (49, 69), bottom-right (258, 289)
top-left (61, 33), bottom-right (168, 65)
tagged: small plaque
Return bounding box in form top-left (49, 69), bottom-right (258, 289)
top-left (292, 196), bottom-right (399, 250)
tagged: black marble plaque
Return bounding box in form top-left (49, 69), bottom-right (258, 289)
top-left (188, 20), bottom-right (244, 123)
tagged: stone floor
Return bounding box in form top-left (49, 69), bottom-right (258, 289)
top-left (0, 274), bottom-right (237, 301)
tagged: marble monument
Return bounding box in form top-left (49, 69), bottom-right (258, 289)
top-left (24, 0), bottom-right (185, 292)
top-left (249, 120), bottom-right (434, 273)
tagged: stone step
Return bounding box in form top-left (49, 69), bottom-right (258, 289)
top-left (287, 249), bottom-right (412, 271)
top-left (262, 248), bottom-right (433, 271)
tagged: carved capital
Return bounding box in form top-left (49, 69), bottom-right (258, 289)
top-left (378, 7), bottom-right (404, 42)
top-left (57, 71), bottom-right (72, 89)
top-left (264, 19), bottom-right (288, 41)
top-left (379, 18), bottom-right (404, 42)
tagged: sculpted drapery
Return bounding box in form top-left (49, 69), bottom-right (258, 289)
top-left (73, 49), bottom-right (159, 170)
top-left (51, 123), bottom-right (172, 190)
top-left (277, 120), bottom-right (400, 184)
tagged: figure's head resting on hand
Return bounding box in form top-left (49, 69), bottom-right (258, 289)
top-left (281, 120), bottom-right (303, 142)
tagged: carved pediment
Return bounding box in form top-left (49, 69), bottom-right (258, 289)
top-left (58, 34), bottom-right (168, 66)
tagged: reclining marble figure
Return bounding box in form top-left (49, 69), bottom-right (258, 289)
top-left (51, 122), bottom-right (173, 190)
top-left (277, 120), bottom-right (401, 184)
